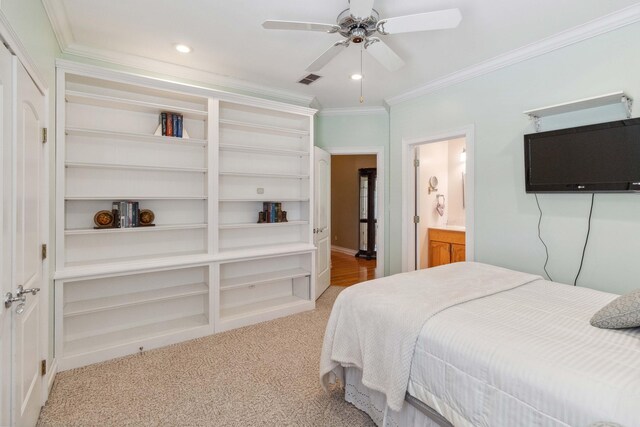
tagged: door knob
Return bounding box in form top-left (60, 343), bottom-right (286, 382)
top-left (16, 285), bottom-right (40, 297)
top-left (4, 292), bottom-right (26, 309)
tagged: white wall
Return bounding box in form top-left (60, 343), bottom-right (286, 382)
top-left (389, 22), bottom-right (640, 295)
top-left (315, 112), bottom-right (390, 273)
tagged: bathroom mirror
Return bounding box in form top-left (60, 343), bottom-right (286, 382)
top-left (428, 176), bottom-right (438, 194)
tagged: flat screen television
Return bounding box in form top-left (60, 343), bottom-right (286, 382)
top-left (524, 118), bottom-right (640, 193)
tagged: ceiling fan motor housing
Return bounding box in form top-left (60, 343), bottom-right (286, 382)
top-left (337, 8), bottom-right (379, 43)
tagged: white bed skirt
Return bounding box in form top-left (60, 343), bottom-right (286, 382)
top-left (343, 367), bottom-right (448, 427)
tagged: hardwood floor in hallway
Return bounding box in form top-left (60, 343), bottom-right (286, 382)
top-left (331, 250), bottom-right (376, 287)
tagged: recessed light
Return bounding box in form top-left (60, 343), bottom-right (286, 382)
top-left (175, 44), bottom-right (192, 54)
top-left (350, 74), bottom-right (363, 80)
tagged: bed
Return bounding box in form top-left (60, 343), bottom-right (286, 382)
top-left (320, 262), bottom-right (640, 427)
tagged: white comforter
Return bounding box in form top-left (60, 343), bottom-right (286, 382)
top-left (320, 262), bottom-right (541, 411)
top-left (408, 279), bottom-right (640, 426)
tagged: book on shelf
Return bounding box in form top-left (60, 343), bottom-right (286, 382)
top-left (166, 113), bottom-right (173, 136)
top-left (259, 202), bottom-right (287, 223)
top-left (158, 111), bottom-right (185, 138)
top-left (114, 201), bottom-right (139, 228)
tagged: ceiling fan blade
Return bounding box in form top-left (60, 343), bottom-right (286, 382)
top-left (349, 0), bottom-right (375, 20)
top-left (365, 39), bottom-right (404, 72)
top-left (306, 41), bottom-right (349, 72)
top-left (379, 9), bottom-right (462, 34)
top-left (262, 20), bottom-right (340, 33)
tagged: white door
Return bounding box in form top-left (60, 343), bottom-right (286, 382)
top-left (10, 59), bottom-right (46, 427)
top-left (314, 147), bottom-right (331, 299)
top-left (0, 40), bottom-right (14, 427)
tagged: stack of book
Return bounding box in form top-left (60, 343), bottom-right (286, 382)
top-left (259, 202), bottom-right (287, 223)
top-left (160, 112), bottom-right (184, 137)
top-left (112, 201), bottom-right (139, 228)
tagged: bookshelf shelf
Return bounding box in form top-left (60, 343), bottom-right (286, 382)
top-left (219, 296), bottom-right (308, 320)
top-left (65, 162), bottom-right (207, 173)
top-left (64, 282), bottom-right (208, 317)
top-left (65, 223), bottom-right (207, 235)
top-left (66, 127), bottom-right (207, 147)
top-left (220, 268), bottom-right (310, 291)
top-left (65, 91), bottom-right (208, 120)
top-left (65, 196), bottom-right (207, 201)
top-left (219, 220), bottom-right (307, 230)
top-left (219, 143), bottom-right (308, 156)
top-left (218, 197), bottom-right (309, 202)
top-left (64, 314), bottom-right (208, 356)
top-left (219, 118), bottom-right (308, 136)
top-left (219, 172), bottom-right (309, 179)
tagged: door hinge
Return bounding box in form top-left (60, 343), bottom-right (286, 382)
top-left (42, 128), bottom-right (47, 144)
top-left (41, 244), bottom-right (47, 260)
top-left (413, 215), bottom-right (420, 224)
top-left (41, 359), bottom-right (46, 376)
top-left (414, 158), bottom-right (419, 167)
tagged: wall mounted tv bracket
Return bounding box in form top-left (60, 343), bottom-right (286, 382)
top-left (524, 91), bottom-right (633, 132)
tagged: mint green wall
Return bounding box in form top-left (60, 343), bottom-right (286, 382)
top-left (315, 113), bottom-right (390, 274)
top-left (389, 22), bottom-right (640, 294)
top-left (1, 0), bottom-right (61, 362)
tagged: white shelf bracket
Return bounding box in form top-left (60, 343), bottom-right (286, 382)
top-left (528, 115), bottom-right (542, 132)
top-left (622, 95), bottom-right (633, 119)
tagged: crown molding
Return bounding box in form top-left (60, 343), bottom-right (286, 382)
top-left (62, 43), bottom-right (315, 107)
top-left (56, 59), bottom-right (317, 116)
top-left (318, 106), bottom-right (388, 117)
top-left (386, 3), bottom-right (640, 106)
top-left (43, 0), bottom-right (314, 107)
top-left (42, 0), bottom-right (74, 49)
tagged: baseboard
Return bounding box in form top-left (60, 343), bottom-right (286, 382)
top-left (331, 245), bottom-right (358, 256)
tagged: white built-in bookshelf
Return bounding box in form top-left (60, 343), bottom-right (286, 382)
top-left (55, 63), bottom-right (316, 370)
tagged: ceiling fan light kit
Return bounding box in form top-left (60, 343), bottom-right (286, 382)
top-left (262, 0), bottom-right (462, 73)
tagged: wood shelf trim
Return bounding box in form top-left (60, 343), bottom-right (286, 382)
top-left (220, 268), bottom-right (310, 291)
top-left (65, 162), bottom-right (207, 173)
top-left (65, 224), bottom-right (207, 235)
top-left (65, 91), bottom-right (208, 120)
top-left (65, 127), bottom-right (207, 147)
top-left (64, 283), bottom-right (208, 317)
top-left (219, 220), bottom-right (307, 230)
top-left (219, 171), bottom-right (309, 179)
top-left (218, 143), bottom-right (308, 156)
top-left (219, 118), bottom-right (309, 136)
top-left (219, 295), bottom-right (308, 320)
top-left (64, 314), bottom-right (208, 356)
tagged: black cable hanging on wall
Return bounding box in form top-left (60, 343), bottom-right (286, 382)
top-left (574, 193), bottom-right (595, 286)
top-left (534, 193), bottom-right (552, 281)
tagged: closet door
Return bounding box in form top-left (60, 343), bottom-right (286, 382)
top-left (0, 39), bottom-right (14, 427)
top-left (12, 59), bottom-right (47, 427)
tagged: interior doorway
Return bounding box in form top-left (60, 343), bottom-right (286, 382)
top-left (326, 147), bottom-right (384, 286)
top-left (402, 127), bottom-right (475, 272)
top-left (415, 138), bottom-right (466, 269)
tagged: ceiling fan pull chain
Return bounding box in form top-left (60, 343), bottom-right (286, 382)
top-left (360, 46), bottom-right (364, 103)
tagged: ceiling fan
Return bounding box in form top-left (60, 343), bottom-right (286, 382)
top-left (262, 0), bottom-right (462, 73)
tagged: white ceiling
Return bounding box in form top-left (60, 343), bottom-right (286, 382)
top-left (46, 0), bottom-right (640, 108)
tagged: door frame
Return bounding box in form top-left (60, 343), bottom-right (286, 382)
top-left (401, 126), bottom-right (475, 272)
top-left (325, 146), bottom-right (385, 279)
top-left (0, 8), bottom-right (52, 420)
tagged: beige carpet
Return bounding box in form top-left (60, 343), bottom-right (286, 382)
top-left (38, 286), bottom-right (375, 427)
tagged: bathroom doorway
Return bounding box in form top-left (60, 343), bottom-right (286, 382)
top-left (401, 127), bottom-right (475, 272)
top-left (415, 138), bottom-right (466, 269)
